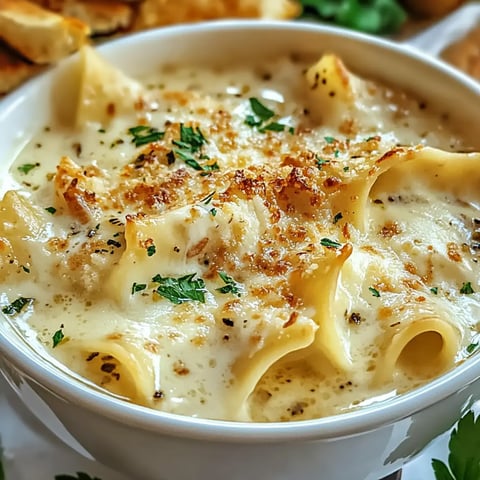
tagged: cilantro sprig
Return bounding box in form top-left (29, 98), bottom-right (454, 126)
top-left (432, 410), bottom-right (480, 480)
top-left (152, 273), bottom-right (207, 304)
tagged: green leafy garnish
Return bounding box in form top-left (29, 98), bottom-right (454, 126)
top-left (128, 125), bottom-right (164, 147)
top-left (55, 473), bottom-right (102, 480)
top-left (17, 163), bottom-right (39, 175)
top-left (430, 287), bottom-right (438, 295)
top-left (52, 328), bottom-right (65, 348)
top-left (152, 273), bottom-right (206, 304)
top-left (245, 98), bottom-right (288, 133)
top-left (2, 297), bottom-right (33, 315)
top-left (432, 411), bottom-right (480, 480)
top-left (299, 0), bottom-right (407, 35)
top-left (320, 237), bottom-right (342, 249)
top-left (315, 155), bottom-right (330, 170)
top-left (146, 244), bottom-right (156, 257)
top-left (324, 136), bottom-right (336, 144)
top-left (170, 124), bottom-right (217, 173)
top-left (45, 206), bottom-right (56, 215)
top-left (369, 287), bottom-right (380, 298)
top-left (131, 282), bottom-right (147, 295)
top-left (216, 272), bottom-right (243, 297)
top-left (460, 282), bottom-right (475, 295)
top-left (333, 212), bottom-right (343, 224)
top-left (466, 343), bottom-right (478, 355)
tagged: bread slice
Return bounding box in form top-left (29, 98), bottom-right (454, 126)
top-left (133, 0), bottom-right (299, 30)
top-left (0, 40), bottom-right (42, 94)
top-left (0, 0), bottom-right (90, 64)
top-left (31, 0), bottom-right (134, 36)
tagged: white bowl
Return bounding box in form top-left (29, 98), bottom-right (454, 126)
top-left (1, 21), bottom-right (480, 480)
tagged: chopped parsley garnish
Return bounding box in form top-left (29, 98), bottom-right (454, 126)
top-left (315, 155), bottom-right (330, 170)
top-left (245, 97), bottom-right (288, 133)
top-left (369, 287), bottom-right (380, 298)
top-left (17, 163), bottom-right (39, 174)
top-left (288, 126), bottom-right (295, 135)
top-left (170, 124), bottom-right (217, 173)
top-left (334, 149), bottom-right (340, 158)
top-left (216, 272), bottom-right (243, 297)
top-left (210, 208), bottom-right (217, 216)
top-left (324, 136), bottom-right (336, 144)
top-left (2, 297), bottom-right (33, 315)
top-left (22, 265), bottom-right (30, 273)
top-left (460, 282), bottom-right (475, 294)
top-left (146, 244), bottom-right (156, 257)
top-left (131, 282), bottom-right (147, 295)
top-left (248, 97), bottom-right (275, 123)
top-left (152, 273), bottom-right (207, 304)
top-left (333, 212), bottom-right (343, 224)
top-left (430, 287), bottom-right (438, 295)
top-left (466, 343), bottom-right (478, 355)
top-left (201, 191), bottom-right (215, 204)
top-left (320, 237), bottom-right (342, 249)
top-left (52, 328), bottom-right (65, 348)
top-left (432, 410), bottom-right (480, 480)
top-left (45, 206), bottom-right (56, 214)
top-left (55, 473), bottom-right (103, 480)
top-left (343, 166), bottom-right (350, 172)
top-left (128, 125), bottom-right (164, 147)
top-left (259, 122), bottom-right (285, 133)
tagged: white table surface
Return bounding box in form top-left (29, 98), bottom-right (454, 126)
top-left (1, 374), bottom-right (471, 480)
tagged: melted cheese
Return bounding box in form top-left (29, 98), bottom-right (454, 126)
top-left (1, 47), bottom-right (479, 422)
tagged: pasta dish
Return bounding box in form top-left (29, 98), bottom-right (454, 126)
top-left (1, 47), bottom-right (479, 422)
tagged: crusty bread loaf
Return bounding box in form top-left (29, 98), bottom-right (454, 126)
top-left (0, 0), bottom-right (90, 64)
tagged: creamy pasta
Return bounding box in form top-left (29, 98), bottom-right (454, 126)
top-left (1, 47), bottom-right (479, 422)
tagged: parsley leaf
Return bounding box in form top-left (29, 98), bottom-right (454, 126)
top-left (430, 287), bottom-right (438, 295)
top-left (146, 244), bottom-right (156, 257)
top-left (369, 287), bottom-right (380, 298)
top-left (45, 206), bottom-right (57, 215)
top-left (248, 97), bottom-right (275, 122)
top-left (432, 411), bottom-right (480, 480)
top-left (52, 328), bottom-right (65, 348)
top-left (55, 473), bottom-right (102, 480)
top-left (466, 343), bottom-right (478, 355)
top-left (460, 282), bottom-right (475, 294)
top-left (315, 155), bottom-right (330, 170)
top-left (17, 163), bottom-right (39, 175)
top-left (324, 136), bottom-right (336, 144)
top-left (152, 273), bottom-right (207, 304)
top-left (128, 126), bottom-right (164, 147)
top-left (2, 297), bottom-right (33, 315)
top-left (333, 212), bottom-right (343, 224)
top-left (320, 237), bottom-right (342, 249)
top-left (131, 282), bottom-right (147, 295)
top-left (245, 98), bottom-right (288, 133)
top-left (216, 272), bottom-right (243, 297)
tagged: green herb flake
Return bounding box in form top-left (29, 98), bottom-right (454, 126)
top-left (333, 212), bottom-right (343, 224)
top-left (466, 343), bottom-right (478, 355)
top-left (210, 208), bottom-right (217, 216)
top-left (324, 136), bottom-right (336, 144)
top-left (201, 191), bottom-right (215, 205)
top-left (216, 271), bottom-right (243, 297)
top-left (22, 265), bottom-right (30, 273)
top-left (128, 125), bottom-right (165, 147)
top-left (248, 97), bottom-right (275, 123)
top-left (343, 166), bottom-right (350, 172)
top-left (315, 155), bottom-right (330, 170)
top-left (55, 472), bottom-right (103, 480)
top-left (2, 297), bottom-right (33, 315)
top-left (320, 237), bottom-right (342, 249)
top-left (431, 410), bottom-right (480, 480)
top-left (45, 206), bottom-right (57, 215)
top-left (460, 282), bottom-right (475, 294)
top-left (334, 149), bottom-right (340, 158)
top-left (17, 163), bottom-right (39, 175)
top-left (131, 282), bottom-right (147, 295)
top-left (259, 122), bottom-right (286, 133)
top-left (430, 287), bottom-right (438, 295)
top-left (288, 126), bottom-right (295, 135)
top-left (152, 273), bottom-right (207, 304)
top-left (369, 287), bottom-right (380, 298)
top-left (52, 328), bottom-right (65, 348)
top-left (146, 244), bottom-right (156, 257)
